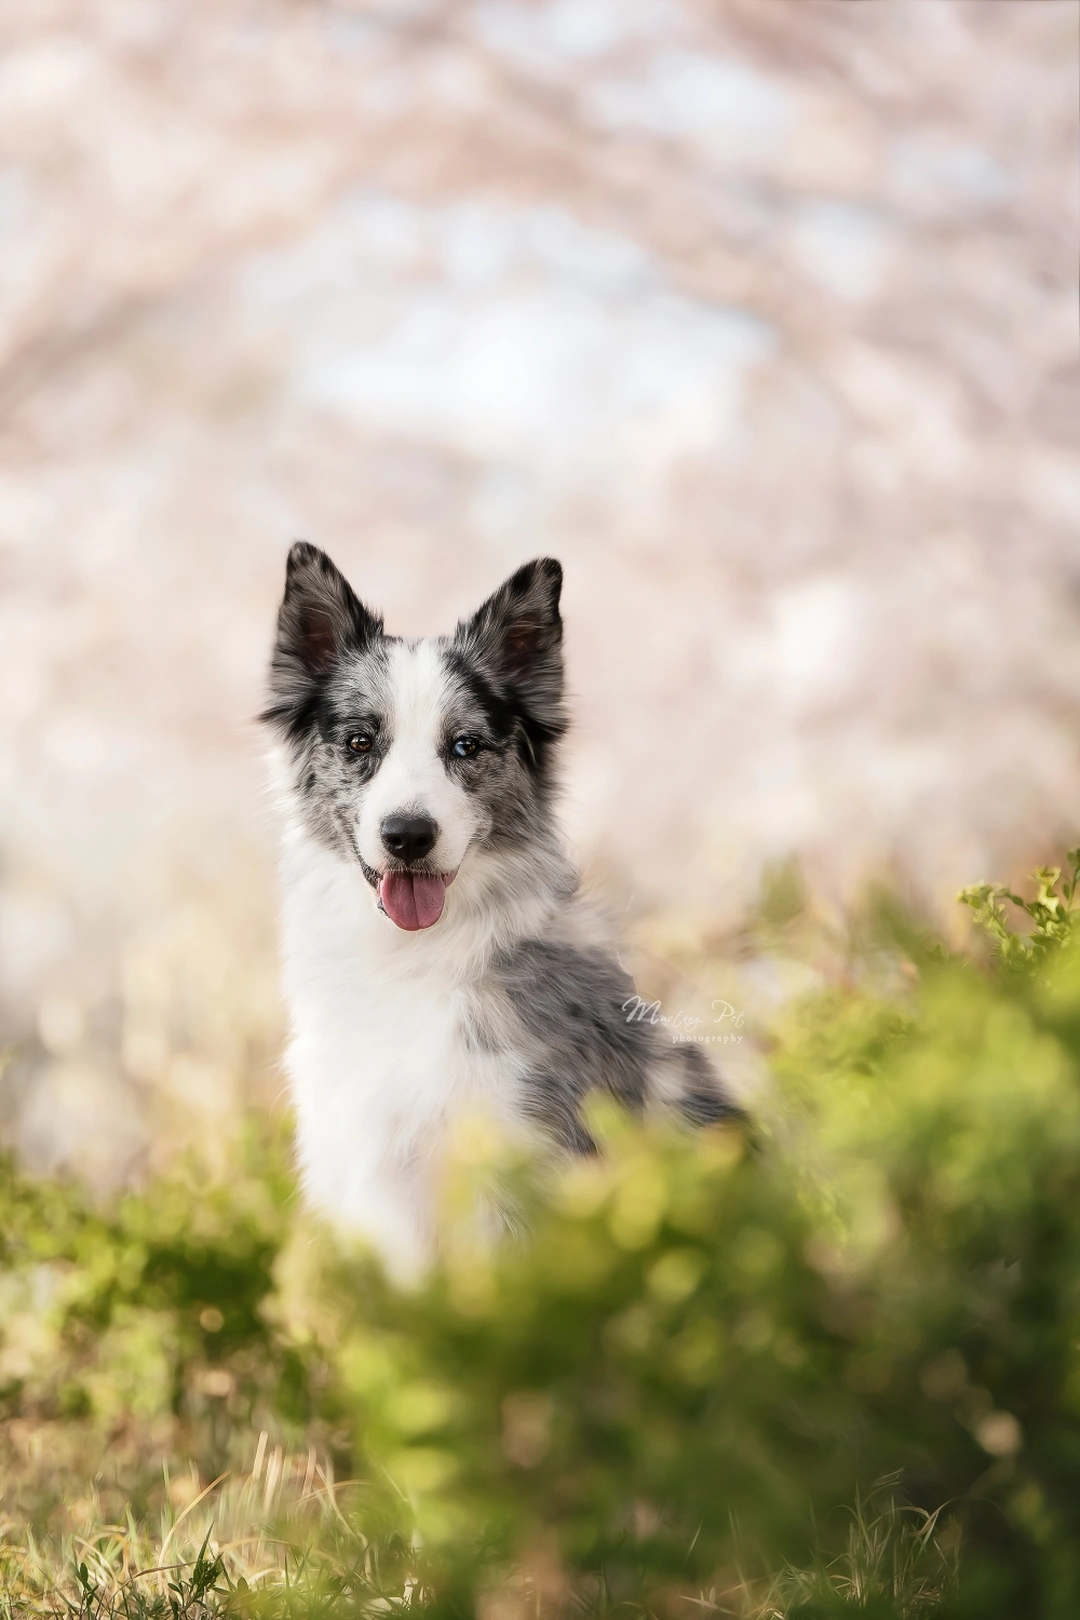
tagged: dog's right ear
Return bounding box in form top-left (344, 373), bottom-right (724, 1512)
top-left (263, 542), bottom-right (382, 734)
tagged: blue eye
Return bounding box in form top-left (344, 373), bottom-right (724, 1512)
top-left (453, 736), bottom-right (479, 759)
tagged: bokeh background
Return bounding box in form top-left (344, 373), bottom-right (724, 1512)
top-left (0, 0), bottom-right (1077, 1185)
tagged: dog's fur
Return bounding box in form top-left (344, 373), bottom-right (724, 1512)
top-left (263, 544), bottom-right (738, 1278)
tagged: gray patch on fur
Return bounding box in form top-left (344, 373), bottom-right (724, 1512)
top-left (668, 1044), bottom-right (742, 1124)
top-left (459, 1004), bottom-right (503, 1057)
top-left (494, 938), bottom-right (740, 1152)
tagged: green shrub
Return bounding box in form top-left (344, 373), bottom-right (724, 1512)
top-left (317, 859), bottom-right (1080, 1618)
top-left (3, 858), bottom-right (1080, 1617)
top-left (0, 1125), bottom-right (340, 1528)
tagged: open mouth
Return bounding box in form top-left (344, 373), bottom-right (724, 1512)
top-left (377, 868), bottom-right (458, 931)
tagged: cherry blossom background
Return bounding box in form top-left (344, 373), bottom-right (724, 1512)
top-left (0, 0), bottom-right (1077, 1179)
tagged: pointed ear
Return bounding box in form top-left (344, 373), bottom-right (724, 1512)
top-left (264, 542), bottom-right (382, 732)
top-left (453, 558), bottom-right (565, 741)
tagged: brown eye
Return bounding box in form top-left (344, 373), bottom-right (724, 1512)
top-left (452, 736), bottom-right (479, 759)
top-left (348, 732), bottom-right (373, 754)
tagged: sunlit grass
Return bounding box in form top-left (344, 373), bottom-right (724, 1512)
top-left (1, 1464), bottom-right (960, 1619)
top-left (0, 1438), bottom-right (384, 1619)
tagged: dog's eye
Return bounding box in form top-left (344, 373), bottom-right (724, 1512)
top-left (452, 736), bottom-right (480, 759)
top-left (347, 732), bottom-right (374, 755)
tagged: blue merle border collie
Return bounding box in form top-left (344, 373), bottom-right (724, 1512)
top-left (263, 543), bottom-right (739, 1278)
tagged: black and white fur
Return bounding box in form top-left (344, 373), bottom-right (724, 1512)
top-left (263, 544), bottom-right (739, 1278)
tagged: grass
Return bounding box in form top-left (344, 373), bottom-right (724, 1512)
top-left (1, 1463), bottom-right (960, 1619)
top-left (756, 1479), bottom-right (961, 1619)
top-left (1, 1440), bottom-right (380, 1619)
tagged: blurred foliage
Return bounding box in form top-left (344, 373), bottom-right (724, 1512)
top-left (958, 847), bottom-right (1080, 969)
top-left (4, 859), bottom-right (1080, 1617)
top-left (0, 1124), bottom-right (344, 1530)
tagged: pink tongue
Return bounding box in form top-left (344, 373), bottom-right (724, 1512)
top-left (379, 871), bottom-right (448, 931)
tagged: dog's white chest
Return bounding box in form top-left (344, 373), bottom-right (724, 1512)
top-left (279, 843), bottom-right (526, 1276)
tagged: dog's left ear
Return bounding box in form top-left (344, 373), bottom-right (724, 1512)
top-left (453, 560), bottom-right (566, 754)
top-left (454, 557), bottom-right (565, 733)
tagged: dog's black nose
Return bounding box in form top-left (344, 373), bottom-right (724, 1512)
top-left (380, 814), bottom-right (438, 864)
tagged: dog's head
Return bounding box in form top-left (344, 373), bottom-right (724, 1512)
top-left (263, 544), bottom-right (566, 930)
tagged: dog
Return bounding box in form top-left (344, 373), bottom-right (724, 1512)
top-left (263, 543), bottom-right (740, 1278)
